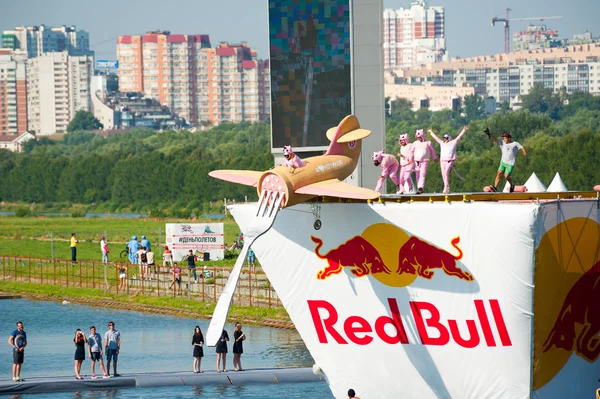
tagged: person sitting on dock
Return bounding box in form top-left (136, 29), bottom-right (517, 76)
top-left (371, 150), bottom-right (401, 194)
top-left (412, 129), bottom-right (438, 194)
top-left (485, 128), bottom-right (527, 192)
top-left (397, 134), bottom-right (415, 194)
top-left (428, 126), bottom-right (467, 194)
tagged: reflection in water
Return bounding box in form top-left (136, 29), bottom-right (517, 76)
top-left (6, 383), bottom-right (332, 399)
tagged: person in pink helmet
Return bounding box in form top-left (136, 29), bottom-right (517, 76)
top-left (282, 145), bottom-right (306, 169)
top-left (428, 126), bottom-right (467, 194)
top-left (397, 134), bottom-right (415, 194)
top-left (412, 129), bottom-right (438, 194)
top-left (371, 150), bottom-right (400, 193)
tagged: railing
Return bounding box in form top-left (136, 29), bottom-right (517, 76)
top-left (0, 256), bottom-right (282, 308)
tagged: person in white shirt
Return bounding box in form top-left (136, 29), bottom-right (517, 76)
top-left (429, 126), bottom-right (467, 194)
top-left (485, 128), bottom-right (527, 192)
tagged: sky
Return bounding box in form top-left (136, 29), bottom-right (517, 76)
top-left (1, 0), bottom-right (598, 61)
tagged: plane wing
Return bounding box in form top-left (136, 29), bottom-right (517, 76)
top-left (295, 179), bottom-right (381, 200)
top-left (208, 170), bottom-right (262, 187)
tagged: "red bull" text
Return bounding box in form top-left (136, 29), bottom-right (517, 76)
top-left (308, 298), bottom-right (512, 348)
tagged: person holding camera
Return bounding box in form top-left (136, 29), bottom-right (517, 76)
top-left (74, 329), bottom-right (87, 380)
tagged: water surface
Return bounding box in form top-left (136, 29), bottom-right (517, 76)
top-left (0, 299), bottom-right (334, 398)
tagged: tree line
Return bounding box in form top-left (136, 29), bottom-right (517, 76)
top-left (1, 85), bottom-right (599, 216)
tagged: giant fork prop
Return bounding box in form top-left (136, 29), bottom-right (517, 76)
top-left (205, 190), bottom-right (284, 346)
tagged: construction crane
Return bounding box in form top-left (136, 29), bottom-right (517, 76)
top-left (491, 8), bottom-right (562, 53)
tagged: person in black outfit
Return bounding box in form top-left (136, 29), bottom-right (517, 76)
top-left (192, 325), bottom-right (204, 373)
top-left (74, 329), bottom-right (87, 380)
top-left (186, 250), bottom-right (198, 282)
top-left (232, 322), bottom-right (246, 372)
top-left (215, 329), bottom-right (229, 372)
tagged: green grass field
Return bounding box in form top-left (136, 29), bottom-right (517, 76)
top-left (0, 281), bottom-right (291, 323)
top-left (0, 216), bottom-right (245, 266)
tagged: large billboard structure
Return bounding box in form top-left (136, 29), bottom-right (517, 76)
top-left (268, 0), bottom-right (385, 190)
top-left (229, 197), bottom-right (600, 398)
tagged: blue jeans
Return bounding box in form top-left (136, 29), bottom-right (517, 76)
top-left (189, 266), bottom-right (197, 280)
top-left (71, 247), bottom-right (77, 262)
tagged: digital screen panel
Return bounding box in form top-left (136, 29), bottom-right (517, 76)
top-left (269, 0), bottom-right (351, 149)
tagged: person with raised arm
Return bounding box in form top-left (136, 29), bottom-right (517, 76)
top-left (485, 128), bottom-right (527, 193)
top-left (429, 126), bottom-right (467, 194)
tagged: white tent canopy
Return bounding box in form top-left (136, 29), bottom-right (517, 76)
top-left (546, 172), bottom-right (568, 192)
top-left (524, 173), bottom-right (547, 192)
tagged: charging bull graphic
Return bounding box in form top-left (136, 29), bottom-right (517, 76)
top-left (311, 224), bottom-right (474, 286)
top-left (397, 236), bottom-right (472, 281)
top-left (312, 236), bottom-right (391, 279)
top-left (542, 259), bottom-right (600, 362)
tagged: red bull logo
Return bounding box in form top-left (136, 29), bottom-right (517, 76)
top-left (541, 260), bottom-right (600, 361)
top-left (308, 298), bottom-right (512, 348)
top-left (312, 223), bottom-right (473, 287)
top-left (533, 217), bottom-right (600, 390)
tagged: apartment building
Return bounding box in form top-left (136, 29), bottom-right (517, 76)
top-left (2, 25), bottom-right (92, 58)
top-left (27, 52), bottom-right (94, 135)
top-left (513, 25), bottom-right (560, 52)
top-left (116, 31), bottom-right (270, 126)
top-left (383, 0), bottom-right (447, 70)
top-left (0, 49), bottom-right (27, 136)
top-left (392, 44), bottom-right (600, 103)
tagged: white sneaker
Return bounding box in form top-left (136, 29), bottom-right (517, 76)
top-left (396, 190), bottom-right (404, 195)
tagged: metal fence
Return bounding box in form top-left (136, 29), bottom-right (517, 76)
top-left (0, 256), bottom-right (283, 308)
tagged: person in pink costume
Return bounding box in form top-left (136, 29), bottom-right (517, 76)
top-left (371, 150), bottom-right (400, 193)
top-left (412, 129), bottom-right (438, 194)
top-left (282, 145), bottom-right (306, 169)
top-left (397, 134), bottom-right (415, 194)
top-left (428, 126), bottom-right (468, 194)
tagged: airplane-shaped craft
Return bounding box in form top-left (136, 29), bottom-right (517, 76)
top-left (209, 114), bottom-right (382, 208)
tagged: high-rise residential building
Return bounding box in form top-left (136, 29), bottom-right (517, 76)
top-left (513, 25), bottom-right (560, 52)
top-left (116, 31), bottom-right (270, 126)
top-left (383, 0), bottom-right (447, 70)
top-left (2, 25), bottom-right (91, 58)
top-left (0, 49), bottom-right (27, 136)
top-left (27, 52), bottom-right (94, 135)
